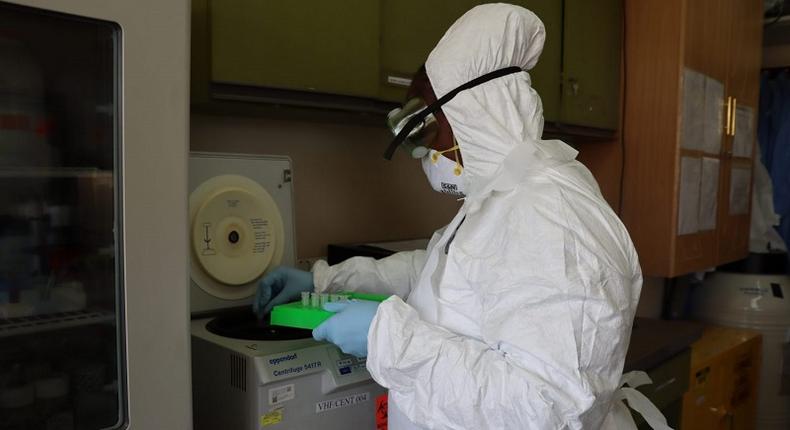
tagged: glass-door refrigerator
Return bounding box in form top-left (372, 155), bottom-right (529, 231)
top-left (0, 1), bottom-right (190, 429)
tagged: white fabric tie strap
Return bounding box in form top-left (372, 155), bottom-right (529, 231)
top-left (609, 371), bottom-right (673, 430)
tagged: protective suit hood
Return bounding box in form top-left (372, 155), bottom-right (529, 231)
top-left (425, 4), bottom-right (578, 192)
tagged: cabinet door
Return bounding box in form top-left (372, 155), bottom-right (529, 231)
top-left (684, 0), bottom-right (732, 82)
top-left (210, 0), bottom-right (380, 98)
top-left (517, 0), bottom-right (563, 123)
top-left (524, 0), bottom-right (566, 122)
top-left (682, 333), bottom-right (729, 429)
top-left (729, 339), bottom-right (761, 429)
top-left (560, 0), bottom-right (622, 129)
top-left (715, 340), bottom-right (761, 429)
top-left (673, 0), bottom-right (732, 274)
top-left (379, 0), bottom-right (480, 102)
top-left (379, 1), bottom-right (562, 123)
top-left (717, 0), bottom-right (763, 264)
top-left (726, 0), bottom-right (763, 108)
top-left (682, 363), bottom-right (726, 429)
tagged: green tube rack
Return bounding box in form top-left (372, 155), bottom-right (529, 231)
top-left (269, 292), bottom-right (390, 330)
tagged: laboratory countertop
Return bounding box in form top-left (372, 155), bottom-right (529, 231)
top-left (623, 317), bottom-right (705, 372)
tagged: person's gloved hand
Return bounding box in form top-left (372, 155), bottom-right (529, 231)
top-left (313, 300), bottom-right (380, 357)
top-left (253, 266), bottom-right (314, 318)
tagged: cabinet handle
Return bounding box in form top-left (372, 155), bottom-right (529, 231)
top-left (732, 97), bottom-right (737, 136)
top-left (725, 96), bottom-right (733, 135)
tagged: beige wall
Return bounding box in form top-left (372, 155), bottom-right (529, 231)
top-left (191, 113), bottom-right (667, 316)
top-left (190, 113), bottom-right (461, 258)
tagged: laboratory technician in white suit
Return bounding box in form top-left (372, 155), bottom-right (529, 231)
top-left (256, 4), bottom-right (670, 429)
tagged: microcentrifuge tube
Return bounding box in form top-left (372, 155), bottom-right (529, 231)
top-left (320, 294), bottom-right (329, 307)
top-left (301, 292), bottom-right (310, 307)
top-left (330, 294), bottom-right (340, 302)
top-left (310, 292), bottom-right (319, 308)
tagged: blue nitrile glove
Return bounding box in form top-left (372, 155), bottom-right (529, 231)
top-left (312, 300), bottom-right (380, 358)
top-left (253, 266), bottom-right (314, 318)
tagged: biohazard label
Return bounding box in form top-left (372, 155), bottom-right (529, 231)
top-left (375, 394), bottom-right (388, 430)
top-left (315, 392), bottom-right (369, 413)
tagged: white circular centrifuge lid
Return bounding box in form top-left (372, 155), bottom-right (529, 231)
top-left (189, 174), bottom-right (284, 300)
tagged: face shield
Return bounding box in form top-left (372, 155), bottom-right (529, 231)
top-left (383, 66), bottom-right (524, 160)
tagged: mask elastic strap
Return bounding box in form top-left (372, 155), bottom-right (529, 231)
top-left (383, 66), bottom-right (524, 160)
top-left (431, 145), bottom-right (463, 176)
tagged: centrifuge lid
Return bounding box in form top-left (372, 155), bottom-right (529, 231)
top-left (205, 310), bottom-right (311, 341)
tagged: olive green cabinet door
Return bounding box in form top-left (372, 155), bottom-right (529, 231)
top-left (210, 0), bottom-right (380, 98)
top-left (379, 0), bottom-right (562, 123)
top-left (378, 0), bottom-right (482, 102)
top-left (513, 0), bottom-right (563, 123)
top-left (561, 0), bottom-right (622, 129)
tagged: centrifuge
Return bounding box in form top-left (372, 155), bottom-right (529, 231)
top-left (188, 152), bottom-right (385, 430)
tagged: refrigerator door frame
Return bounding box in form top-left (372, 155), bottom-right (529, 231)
top-left (3, 0), bottom-right (191, 428)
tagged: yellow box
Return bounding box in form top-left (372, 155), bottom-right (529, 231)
top-left (681, 326), bottom-right (761, 430)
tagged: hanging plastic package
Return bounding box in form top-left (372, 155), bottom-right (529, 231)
top-left (750, 143), bottom-right (786, 252)
top-left (759, 72), bottom-right (790, 248)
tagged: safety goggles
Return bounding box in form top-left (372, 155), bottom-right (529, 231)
top-left (383, 66), bottom-right (524, 160)
top-left (386, 98), bottom-right (438, 159)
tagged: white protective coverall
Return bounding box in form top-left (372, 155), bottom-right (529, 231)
top-left (312, 4), bottom-right (647, 429)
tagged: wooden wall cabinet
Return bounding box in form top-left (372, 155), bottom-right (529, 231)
top-left (623, 0), bottom-right (763, 277)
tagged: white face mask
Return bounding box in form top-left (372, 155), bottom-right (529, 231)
top-left (421, 148), bottom-right (466, 196)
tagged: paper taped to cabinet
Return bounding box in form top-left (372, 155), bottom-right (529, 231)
top-left (678, 156), bottom-right (702, 235)
top-left (699, 157), bottom-right (720, 231)
top-left (733, 106), bottom-right (754, 158)
top-left (681, 69), bottom-right (705, 151)
top-left (702, 77), bottom-right (724, 155)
